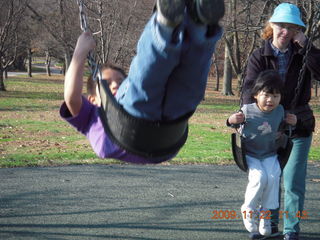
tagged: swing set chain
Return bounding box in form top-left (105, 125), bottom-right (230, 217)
top-left (76, 0), bottom-right (101, 82)
top-left (291, 3), bottom-right (320, 109)
top-left (238, 1), bottom-right (252, 108)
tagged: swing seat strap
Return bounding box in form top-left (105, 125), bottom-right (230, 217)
top-left (98, 80), bottom-right (192, 159)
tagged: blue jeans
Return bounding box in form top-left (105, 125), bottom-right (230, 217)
top-left (116, 13), bottom-right (223, 121)
top-left (269, 136), bottom-right (312, 234)
top-left (283, 135), bottom-right (312, 234)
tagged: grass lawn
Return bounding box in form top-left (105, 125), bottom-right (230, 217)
top-left (0, 74), bottom-right (319, 168)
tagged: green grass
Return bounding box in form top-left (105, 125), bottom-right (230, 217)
top-left (173, 124), bottom-right (233, 164)
top-left (0, 75), bottom-right (319, 168)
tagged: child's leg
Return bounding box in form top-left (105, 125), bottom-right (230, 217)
top-left (260, 155), bottom-right (281, 210)
top-left (241, 155), bottom-right (267, 233)
top-left (162, 15), bottom-right (223, 120)
top-left (243, 155), bottom-right (267, 209)
top-left (115, 13), bottom-right (183, 121)
top-left (258, 155), bottom-right (281, 236)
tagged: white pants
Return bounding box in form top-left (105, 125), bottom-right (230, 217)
top-left (243, 155), bottom-right (281, 210)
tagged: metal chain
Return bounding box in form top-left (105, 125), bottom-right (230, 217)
top-left (76, 0), bottom-right (101, 82)
top-left (243, 0), bottom-right (252, 48)
top-left (290, 2), bottom-right (320, 109)
top-left (238, 0), bottom-right (253, 108)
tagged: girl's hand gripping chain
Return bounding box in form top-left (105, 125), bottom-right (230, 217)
top-left (285, 113), bottom-right (297, 126)
top-left (228, 111), bottom-right (245, 125)
top-left (74, 31), bottom-right (96, 61)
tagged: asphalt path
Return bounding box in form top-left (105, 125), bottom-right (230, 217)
top-left (7, 63), bottom-right (61, 77)
top-left (0, 164), bottom-right (319, 240)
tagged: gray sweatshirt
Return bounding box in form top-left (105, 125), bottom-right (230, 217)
top-left (241, 103), bottom-right (284, 159)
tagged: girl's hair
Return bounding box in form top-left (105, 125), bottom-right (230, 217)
top-left (251, 70), bottom-right (284, 97)
top-left (261, 22), bottom-right (273, 40)
top-left (87, 63), bottom-right (126, 96)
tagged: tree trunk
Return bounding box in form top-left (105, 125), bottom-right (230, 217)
top-left (14, 55), bottom-right (26, 71)
top-left (45, 50), bottom-right (51, 76)
top-left (213, 56), bottom-right (220, 91)
top-left (222, 44), bottom-right (233, 95)
top-left (0, 69), bottom-right (6, 91)
top-left (64, 50), bottom-right (71, 72)
top-left (4, 69), bottom-right (8, 79)
top-left (62, 61), bottom-right (66, 76)
top-left (27, 48), bottom-right (32, 77)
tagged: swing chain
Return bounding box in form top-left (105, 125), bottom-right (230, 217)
top-left (76, 0), bottom-right (88, 31)
top-left (76, 0), bottom-right (101, 82)
top-left (291, 2), bottom-right (320, 109)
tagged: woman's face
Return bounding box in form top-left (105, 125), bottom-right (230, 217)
top-left (270, 22), bottom-right (300, 51)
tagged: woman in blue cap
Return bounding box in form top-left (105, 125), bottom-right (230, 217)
top-left (241, 3), bottom-right (320, 240)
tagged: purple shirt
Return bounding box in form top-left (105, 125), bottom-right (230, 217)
top-left (60, 97), bottom-right (175, 164)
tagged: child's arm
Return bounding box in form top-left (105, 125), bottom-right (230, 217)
top-left (285, 113), bottom-right (297, 126)
top-left (64, 31), bottom-right (96, 117)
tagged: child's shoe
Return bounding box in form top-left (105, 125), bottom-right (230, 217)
top-left (156, 0), bottom-right (185, 27)
top-left (249, 222), bottom-right (280, 239)
top-left (259, 217), bottom-right (271, 236)
top-left (186, 0), bottom-right (225, 25)
top-left (241, 205), bottom-right (259, 233)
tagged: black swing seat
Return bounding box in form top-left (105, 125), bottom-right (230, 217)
top-left (231, 131), bottom-right (293, 172)
top-left (231, 132), bottom-right (248, 172)
top-left (98, 79), bottom-right (192, 160)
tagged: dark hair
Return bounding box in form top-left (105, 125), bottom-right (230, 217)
top-left (251, 70), bottom-right (284, 97)
top-left (87, 63), bottom-right (126, 95)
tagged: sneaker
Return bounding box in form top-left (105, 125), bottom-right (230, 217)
top-left (241, 205), bottom-right (259, 233)
top-left (259, 217), bottom-right (272, 236)
top-left (156, 0), bottom-right (185, 27)
top-left (249, 222), bottom-right (280, 239)
top-left (186, 0), bottom-right (225, 25)
top-left (283, 232), bottom-right (299, 240)
top-left (259, 208), bottom-right (271, 236)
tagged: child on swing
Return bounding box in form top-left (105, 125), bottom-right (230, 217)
top-left (227, 70), bottom-right (297, 237)
top-left (60, 0), bottom-right (225, 163)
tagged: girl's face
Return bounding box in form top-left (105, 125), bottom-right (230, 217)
top-left (270, 22), bottom-right (300, 51)
top-left (91, 68), bottom-right (125, 107)
top-left (102, 68), bottom-right (125, 96)
top-left (254, 90), bottom-right (281, 112)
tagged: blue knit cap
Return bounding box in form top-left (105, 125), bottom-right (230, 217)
top-left (269, 3), bottom-right (305, 28)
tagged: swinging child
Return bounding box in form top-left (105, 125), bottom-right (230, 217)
top-left (60, 0), bottom-right (225, 163)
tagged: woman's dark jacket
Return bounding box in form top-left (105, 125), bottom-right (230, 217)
top-left (242, 39), bottom-right (320, 137)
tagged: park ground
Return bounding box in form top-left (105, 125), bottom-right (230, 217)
top-left (0, 73), bottom-right (320, 167)
top-left (0, 73), bottom-right (319, 240)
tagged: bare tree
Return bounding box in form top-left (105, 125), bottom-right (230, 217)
top-left (82, 0), bottom-right (152, 68)
top-left (0, 0), bottom-right (27, 91)
top-left (222, 0), bottom-right (273, 96)
top-left (26, 0), bottom-right (79, 72)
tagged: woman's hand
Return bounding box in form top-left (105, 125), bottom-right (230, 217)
top-left (293, 31), bottom-right (307, 48)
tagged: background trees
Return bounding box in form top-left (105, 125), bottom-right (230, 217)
top-left (0, 0), bottom-right (28, 91)
top-left (1, 0), bottom-right (320, 93)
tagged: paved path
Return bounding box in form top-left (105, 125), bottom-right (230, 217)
top-left (0, 164), bottom-right (319, 240)
top-left (7, 63), bottom-right (61, 77)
